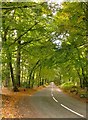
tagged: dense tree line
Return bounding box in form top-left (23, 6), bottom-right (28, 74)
top-left (1, 2), bottom-right (88, 91)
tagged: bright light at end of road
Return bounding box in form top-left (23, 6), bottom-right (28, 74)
top-left (47, 0), bottom-right (65, 4)
top-left (51, 82), bottom-right (54, 85)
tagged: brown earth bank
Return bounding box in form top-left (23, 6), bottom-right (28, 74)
top-left (60, 88), bottom-right (88, 103)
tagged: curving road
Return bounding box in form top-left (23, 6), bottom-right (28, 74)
top-left (17, 82), bottom-right (87, 119)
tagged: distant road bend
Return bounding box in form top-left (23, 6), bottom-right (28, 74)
top-left (17, 82), bottom-right (87, 118)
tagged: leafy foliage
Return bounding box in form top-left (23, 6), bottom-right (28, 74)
top-left (1, 2), bottom-right (88, 90)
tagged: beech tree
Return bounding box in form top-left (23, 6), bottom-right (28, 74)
top-left (1, 2), bottom-right (88, 91)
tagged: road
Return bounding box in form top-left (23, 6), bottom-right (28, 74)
top-left (17, 82), bottom-right (87, 118)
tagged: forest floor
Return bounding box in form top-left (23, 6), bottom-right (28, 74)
top-left (2, 86), bottom-right (44, 118)
top-left (1, 86), bottom-right (88, 118)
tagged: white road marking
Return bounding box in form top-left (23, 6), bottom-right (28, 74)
top-left (52, 96), bottom-right (58, 103)
top-left (51, 87), bottom-right (84, 118)
top-left (61, 104), bottom-right (84, 118)
top-left (51, 93), bottom-right (53, 97)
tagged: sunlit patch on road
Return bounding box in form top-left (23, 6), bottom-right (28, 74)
top-left (56, 88), bottom-right (62, 92)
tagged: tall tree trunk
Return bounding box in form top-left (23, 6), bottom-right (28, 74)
top-left (76, 68), bottom-right (83, 88)
top-left (4, 63), bottom-right (10, 87)
top-left (31, 72), bottom-right (35, 88)
top-left (7, 48), bottom-right (16, 89)
top-left (8, 51), bottom-right (19, 92)
top-left (28, 60), bottom-right (40, 87)
top-left (29, 69), bottom-right (33, 88)
top-left (16, 39), bottom-right (21, 87)
top-left (75, 44), bottom-right (87, 88)
top-left (21, 61), bottom-right (24, 82)
top-left (5, 42), bottom-right (19, 91)
top-left (3, 26), bottom-right (18, 91)
top-left (85, 2), bottom-right (88, 90)
top-left (39, 65), bottom-right (41, 86)
top-left (81, 67), bottom-right (86, 88)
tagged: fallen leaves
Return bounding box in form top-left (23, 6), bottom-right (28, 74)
top-left (2, 86), bottom-right (44, 118)
top-left (2, 94), bottom-right (20, 118)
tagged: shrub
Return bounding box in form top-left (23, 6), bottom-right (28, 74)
top-left (61, 82), bottom-right (75, 91)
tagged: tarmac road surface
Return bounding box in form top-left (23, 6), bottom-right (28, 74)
top-left (17, 82), bottom-right (87, 119)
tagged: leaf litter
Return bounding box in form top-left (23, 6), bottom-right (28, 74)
top-left (2, 86), bottom-right (44, 118)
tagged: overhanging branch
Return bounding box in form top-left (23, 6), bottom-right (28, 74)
top-left (9, 21), bottom-right (39, 46)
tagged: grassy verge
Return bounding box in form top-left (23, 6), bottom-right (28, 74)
top-left (60, 82), bottom-right (88, 103)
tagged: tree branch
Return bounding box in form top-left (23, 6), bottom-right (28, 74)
top-left (9, 21), bottom-right (39, 46)
top-left (1, 5), bottom-right (36, 10)
top-left (1, 2), bottom-right (47, 10)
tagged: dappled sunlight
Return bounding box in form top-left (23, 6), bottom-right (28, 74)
top-left (56, 88), bottom-right (62, 92)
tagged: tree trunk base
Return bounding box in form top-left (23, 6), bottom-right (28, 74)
top-left (13, 86), bottom-right (19, 92)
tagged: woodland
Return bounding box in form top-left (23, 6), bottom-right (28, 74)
top-left (1, 2), bottom-right (88, 92)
